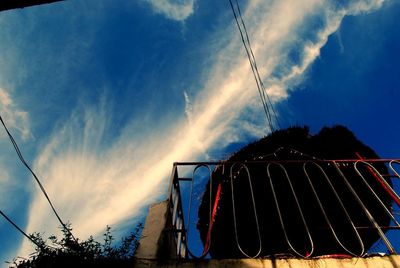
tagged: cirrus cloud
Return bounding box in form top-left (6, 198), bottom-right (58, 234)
top-left (144, 0), bottom-right (196, 21)
top-left (16, 0), bottom-right (389, 259)
top-left (0, 88), bottom-right (31, 141)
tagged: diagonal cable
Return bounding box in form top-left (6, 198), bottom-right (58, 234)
top-left (0, 210), bottom-right (44, 249)
top-left (228, 0), bottom-right (281, 131)
top-left (0, 115), bottom-right (78, 244)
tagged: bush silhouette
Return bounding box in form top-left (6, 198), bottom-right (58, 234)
top-left (9, 223), bottom-right (142, 268)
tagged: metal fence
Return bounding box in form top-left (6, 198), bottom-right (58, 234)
top-left (168, 159), bottom-right (400, 259)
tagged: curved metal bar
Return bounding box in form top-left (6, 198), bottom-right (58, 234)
top-left (186, 164), bottom-right (212, 258)
top-left (230, 162), bottom-right (262, 258)
top-left (267, 162), bottom-right (314, 258)
top-left (389, 160), bottom-right (400, 179)
top-left (332, 161), bottom-right (396, 254)
top-left (354, 161), bottom-right (400, 227)
top-left (303, 161), bottom-right (364, 256)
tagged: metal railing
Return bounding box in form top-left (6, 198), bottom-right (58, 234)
top-left (167, 159), bottom-right (400, 259)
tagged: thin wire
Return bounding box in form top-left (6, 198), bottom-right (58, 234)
top-left (0, 210), bottom-right (44, 249)
top-left (228, 0), bottom-right (272, 129)
top-left (234, 0), bottom-right (280, 129)
top-left (1, 209), bottom-right (61, 253)
top-left (228, 0), bottom-right (281, 131)
top-left (0, 115), bottom-right (78, 244)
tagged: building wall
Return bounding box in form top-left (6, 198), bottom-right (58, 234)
top-left (134, 255), bottom-right (400, 268)
top-left (135, 201), bottom-right (400, 268)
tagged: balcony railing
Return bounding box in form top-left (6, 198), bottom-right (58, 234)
top-left (167, 159), bottom-right (400, 259)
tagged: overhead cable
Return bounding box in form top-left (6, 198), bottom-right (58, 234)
top-left (228, 0), bottom-right (280, 131)
top-left (0, 210), bottom-right (46, 250)
top-left (0, 115), bottom-right (78, 245)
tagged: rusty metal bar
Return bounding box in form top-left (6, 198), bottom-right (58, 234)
top-left (303, 161), bottom-right (364, 256)
top-left (354, 161), bottom-right (400, 225)
top-left (169, 159), bottom-right (400, 259)
top-left (186, 164), bottom-right (213, 258)
top-left (390, 160), bottom-right (400, 179)
top-left (332, 161), bottom-right (396, 254)
top-left (174, 159), bottom-right (400, 166)
top-left (230, 163), bottom-right (262, 258)
top-left (267, 162), bottom-right (314, 257)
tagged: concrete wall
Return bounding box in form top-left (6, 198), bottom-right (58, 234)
top-left (134, 255), bottom-right (400, 268)
top-left (135, 201), bottom-right (400, 268)
top-left (135, 200), bottom-right (176, 260)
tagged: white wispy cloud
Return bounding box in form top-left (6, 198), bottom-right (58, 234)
top-left (0, 163), bottom-right (12, 206)
top-left (0, 88), bottom-right (31, 238)
top-left (183, 91), bottom-right (193, 123)
top-left (17, 0), bottom-right (386, 257)
top-left (0, 88), bottom-right (31, 141)
top-left (144, 0), bottom-right (196, 21)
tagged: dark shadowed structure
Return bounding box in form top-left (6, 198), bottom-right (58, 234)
top-left (198, 125), bottom-right (392, 258)
top-left (0, 0), bottom-right (63, 12)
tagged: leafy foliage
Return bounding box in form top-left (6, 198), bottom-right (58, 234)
top-left (8, 223), bottom-right (142, 268)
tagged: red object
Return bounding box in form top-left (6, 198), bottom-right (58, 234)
top-left (355, 152), bottom-right (400, 208)
top-left (316, 254), bottom-right (353, 259)
top-left (203, 182), bottom-right (223, 255)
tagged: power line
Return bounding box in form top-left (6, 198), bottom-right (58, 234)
top-left (228, 0), bottom-right (272, 128)
top-left (234, 0), bottom-right (281, 129)
top-left (0, 210), bottom-right (45, 249)
top-left (228, 0), bottom-right (280, 131)
top-left (0, 209), bottom-right (60, 252)
top-left (0, 114), bottom-right (78, 245)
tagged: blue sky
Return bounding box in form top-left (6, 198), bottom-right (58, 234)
top-left (0, 0), bottom-right (399, 263)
